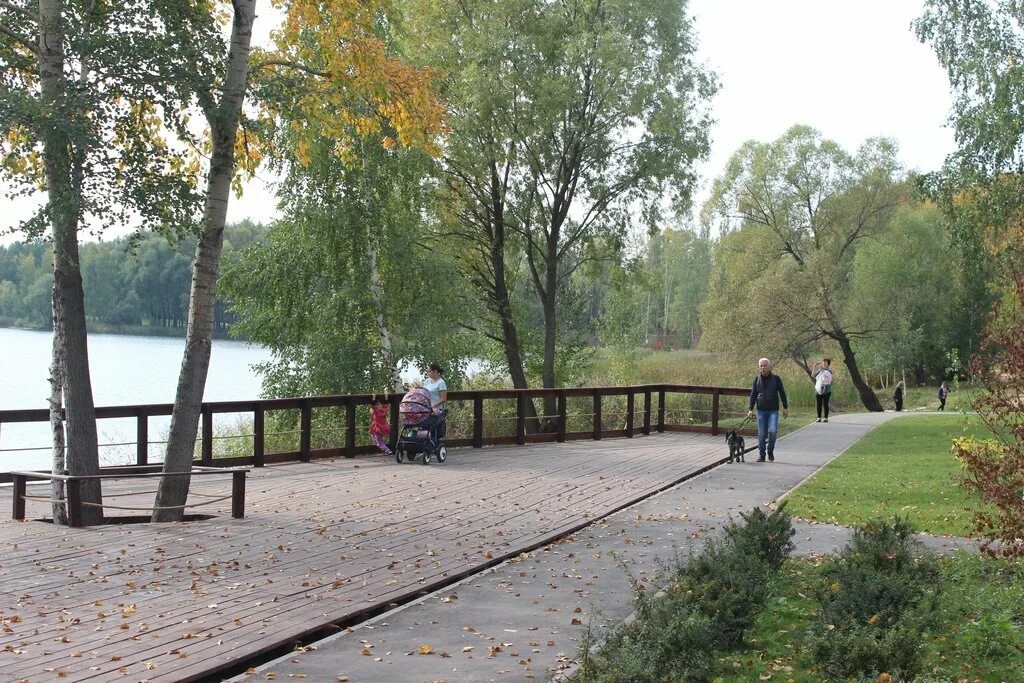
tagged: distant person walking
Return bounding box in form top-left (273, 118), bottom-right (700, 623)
top-left (938, 381), bottom-right (949, 411)
top-left (812, 358), bottom-right (833, 423)
top-left (893, 381), bottom-right (905, 412)
top-left (746, 358), bottom-right (788, 462)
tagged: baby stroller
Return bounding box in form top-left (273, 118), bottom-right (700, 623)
top-left (395, 387), bottom-right (448, 465)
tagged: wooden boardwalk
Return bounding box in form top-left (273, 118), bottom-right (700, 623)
top-left (0, 433), bottom-right (725, 682)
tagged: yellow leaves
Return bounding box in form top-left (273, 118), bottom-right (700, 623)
top-left (262, 0), bottom-right (445, 168)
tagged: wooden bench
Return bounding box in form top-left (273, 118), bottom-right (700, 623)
top-left (9, 465), bottom-right (249, 526)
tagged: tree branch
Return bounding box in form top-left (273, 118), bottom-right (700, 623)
top-left (0, 1), bottom-right (33, 20)
top-left (254, 59), bottom-right (330, 79)
top-left (0, 25), bottom-right (39, 55)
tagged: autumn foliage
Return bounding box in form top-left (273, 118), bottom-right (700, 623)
top-left (954, 191), bottom-right (1024, 556)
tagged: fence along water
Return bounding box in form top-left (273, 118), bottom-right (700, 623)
top-left (0, 383), bottom-right (756, 481)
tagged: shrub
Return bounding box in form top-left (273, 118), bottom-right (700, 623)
top-left (724, 502), bottom-right (797, 572)
top-left (576, 505), bottom-right (795, 680)
top-left (808, 517), bottom-right (942, 682)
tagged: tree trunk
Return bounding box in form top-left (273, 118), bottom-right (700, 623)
top-left (49, 322), bottom-right (67, 525)
top-left (836, 333), bottom-right (883, 411)
top-left (154, 0), bottom-right (256, 522)
top-left (538, 223), bottom-right (559, 430)
top-left (363, 150), bottom-right (401, 391)
top-left (488, 202), bottom-right (541, 431)
top-left (367, 226), bottom-right (401, 390)
top-left (40, 0), bottom-right (102, 525)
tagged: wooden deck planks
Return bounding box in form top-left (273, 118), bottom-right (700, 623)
top-left (0, 433), bottom-right (724, 682)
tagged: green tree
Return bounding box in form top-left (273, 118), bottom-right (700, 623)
top-left (848, 202), bottom-right (956, 383)
top-left (701, 126), bottom-right (905, 411)
top-left (2, 0), bottom-right (208, 523)
top-left (407, 0), bottom-right (715, 418)
top-left (221, 141), bottom-right (468, 396)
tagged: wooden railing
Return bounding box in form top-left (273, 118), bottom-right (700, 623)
top-left (0, 384), bottom-right (755, 481)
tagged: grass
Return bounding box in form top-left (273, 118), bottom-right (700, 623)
top-left (713, 553), bottom-right (1024, 682)
top-left (783, 414), bottom-right (993, 536)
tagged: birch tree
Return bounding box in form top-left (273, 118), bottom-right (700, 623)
top-left (154, 0), bottom-right (445, 520)
top-left (1, 0), bottom-right (203, 524)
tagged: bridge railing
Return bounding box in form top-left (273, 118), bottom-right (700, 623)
top-left (0, 384), bottom-right (755, 480)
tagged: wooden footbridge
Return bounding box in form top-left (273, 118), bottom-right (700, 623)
top-left (0, 385), bottom-right (753, 682)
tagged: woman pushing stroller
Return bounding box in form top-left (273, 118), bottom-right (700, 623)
top-left (395, 362), bottom-right (449, 464)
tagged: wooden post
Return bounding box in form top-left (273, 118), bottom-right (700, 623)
top-left (516, 393), bottom-right (527, 446)
top-left (344, 399), bottom-right (356, 458)
top-left (12, 474), bottom-right (25, 521)
top-left (299, 399), bottom-right (312, 462)
top-left (593, 389), bottom-right (602, 441)
top-left (136, 411), bottom-right (148, 466)
top-left (626, 390), bottom-right (635, 438)
top-left (643, 390), bottom-right (652, 435)
top-left (253, 404), bottom-right (265, 468)
top-left (556, 391), bottom-right (566, 443)
top-left (201, 406), bottom-right (213, 466)
top-left (657, 387), bottom-right (666, 433)
top-left (66, 478), bottom-right (82, 527)
top-left (711, 389), bottom-right (720, 436)
top-left (390, 395), bottom-right (401, 450)
top-left (231, 471), bottom-right (246, 519)
top-left (472, 392), bottom-right (484, 448)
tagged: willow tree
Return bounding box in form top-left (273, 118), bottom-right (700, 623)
top-left (153, 0), bottom-right (444, 521)
top-left (406, 0), bottom-right (715, 413)
top-left (701, 126), bottom-right (904, 412)
top-left (1, 1), bottom-right (202, 524)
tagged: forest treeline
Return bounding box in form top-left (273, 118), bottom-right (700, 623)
top-left (0, 221), bottom-right (265, 334)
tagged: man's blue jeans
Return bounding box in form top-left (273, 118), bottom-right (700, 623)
top-left (756, 410), bottom-right (779, 457)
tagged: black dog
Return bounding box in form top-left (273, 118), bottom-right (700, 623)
top-left (725, 429), bottom-right (745, 463)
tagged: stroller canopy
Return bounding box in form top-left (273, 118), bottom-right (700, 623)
top-left (399, 387), bottom-right (434, 425)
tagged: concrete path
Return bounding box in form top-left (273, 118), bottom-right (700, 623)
top-left (236, 412), bottom-right (976, 683)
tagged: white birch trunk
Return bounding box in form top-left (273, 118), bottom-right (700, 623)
top-left (154, 0), bottom-right (257, 522)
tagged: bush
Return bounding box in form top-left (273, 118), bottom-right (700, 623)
top-left (808, 517), bottom-right (942, 682)
top-left (724, 503), bottom-right (797, 572)
top-left (576, 505), bottom-right (795, 680)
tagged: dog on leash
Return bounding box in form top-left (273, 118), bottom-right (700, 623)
top-left (725, 429), bottom-right (745, 463)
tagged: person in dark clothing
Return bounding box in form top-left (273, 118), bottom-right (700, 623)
top-left (938, 382), bottom-right (949, 411)
top-left (893, 381), bottom-right (904, 412)
top-left (746, 357), bottom-right (789, 462)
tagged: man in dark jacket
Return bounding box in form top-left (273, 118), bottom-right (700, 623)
top-left (746, 357), bottom-right (788, 462)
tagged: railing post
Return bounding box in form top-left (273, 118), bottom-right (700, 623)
top-left (253, 404), bottom-right (265, 468)
top-left (344, 398), bottom-right (356, 458)
top-left (592, 389), bottom-right (602, 441)
top-left (231, 471), bottom-right (246, 519)
top-left (472, 392), bottom-right (484, 448)
top-left (299, 399), bottom-right (312, 462)
top-left (390, 395), bottom-right (401, 450)
top-left (201, 406), bottom-right (213, 466)
top-left (136, 411), bottom-right (148, 466)
top-left (66, 478), bottom-right (82, 527)
top-left (626, 390), bottom-right (635, 438)
top-left (516, 393), bottom-right (527, 446)
top-left (657, 387), bottom-right (666, 433)
top-left (12, 474), bottom-right (25, 521)
top-left (556, 391), bottom-right (566, 443)
top-left (711, 389), bottom-right (720, 436)
top-left (643, 389), bottom-right (652, 435)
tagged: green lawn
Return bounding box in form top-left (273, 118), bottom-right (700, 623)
top-left (783, 414), bottom-right (992, 536)
top-left (713, 554), bottom-right (1024, 682)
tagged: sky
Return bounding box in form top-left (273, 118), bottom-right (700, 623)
top-left (1, 0), bottom-right (955, 244)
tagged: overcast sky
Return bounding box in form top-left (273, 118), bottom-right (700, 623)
top-left (2, 0), bottom-right (955, 243)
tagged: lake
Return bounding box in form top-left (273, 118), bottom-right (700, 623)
top-left (0, 327), bottom-right (272, 472)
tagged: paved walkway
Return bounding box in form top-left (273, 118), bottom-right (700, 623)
top-left (239, 412), bottom-right (976, 683)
